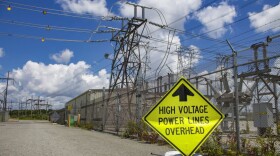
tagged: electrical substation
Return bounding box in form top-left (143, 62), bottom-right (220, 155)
top-left (1, 1), bottom-right (280, 155)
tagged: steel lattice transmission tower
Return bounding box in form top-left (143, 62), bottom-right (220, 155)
top-left (177, 46), bottom-right (199, 78)
top-left (106, 16), bottom-right (147, 122)
top-left (177, 46), bottom-right (187, 76)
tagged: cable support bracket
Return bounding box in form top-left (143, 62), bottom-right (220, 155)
top-left (148, 21), bottom-right (166, 28)
top-left (103, 16), bottom-right (130, 21)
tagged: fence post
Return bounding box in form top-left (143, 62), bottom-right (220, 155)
top-left (226, 40), bottom-right (241, 153)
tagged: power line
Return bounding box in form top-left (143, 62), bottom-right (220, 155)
top-left (148, 0), bottom-right (220, 35)
top-left (198, 23), bottom-right (280, 59)
top-left (1, 0), bottom-right (265, 55)
top-left (147, 0), bottom-right (273, 53)
top-left (180, 1), bottom-right (279, 43)
top-left (149, 15), bottom-right (280, 60)
top-left (0, 19), bottom-right (93, 33)
top-left (0, 32), bottom-right (109, 43)
top-left (186, 0), bottom-right (258, 32)
top-left (0, 0), bottom-right (103, 20)
top-left (0, 18), bottom-right (119, 35)
top-left (147, 0), bottom-right (257, 47)
top-left (200, 18), bottom-right (280, 51)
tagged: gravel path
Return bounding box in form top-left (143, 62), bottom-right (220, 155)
top-left (0, 120), bottom-right (173, 156)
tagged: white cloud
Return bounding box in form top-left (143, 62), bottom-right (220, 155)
top-left (56, 0), bottom-right (111, 17)
top-left (195, 2), bottom-right (237, 38)
top-left (248, 3), bottom-right (280, 33)
top-left (51, 49), bottom-right (74, 64)
top-left (0, 48), bottom-right (4, 57)
top-left (9, 61), bottom-right (109, 108)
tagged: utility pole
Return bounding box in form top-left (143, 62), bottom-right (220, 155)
top-left (226, 40), bottom-right (241, 153)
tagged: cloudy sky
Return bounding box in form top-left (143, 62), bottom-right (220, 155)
top-left (0, 0), bottom-right (279, 109)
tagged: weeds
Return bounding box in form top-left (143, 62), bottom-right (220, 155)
top-left (79, 123), bottom-right (94, 130)
top-left (199, 129), bottom-right (223, 156)
top-left (122, 121), bottom-right (280, 155)
top-left (122, 120), bottom-right (159, 144)
top-left (256, 128), bottom-right (278, 156)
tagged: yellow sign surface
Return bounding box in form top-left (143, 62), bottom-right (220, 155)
top-left (143, 77), bottom-right (224, 156)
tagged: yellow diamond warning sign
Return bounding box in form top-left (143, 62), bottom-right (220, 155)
top-left (143, 77), bottom-right (224, 156)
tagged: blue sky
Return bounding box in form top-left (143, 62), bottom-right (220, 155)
top-left (0, 0), bottom-right (279, 109)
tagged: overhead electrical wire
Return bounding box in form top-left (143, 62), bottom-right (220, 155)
top-left (180, 1), bottom-right (279, 43)
top-left (196, 18), bottom-right (280, 53)
top-left (2, 1), bottom-right (279, 101)
top-left (151, 7), bottom-right (168, 26)
top-left (0, 0), bottom-right (103, 20)
top-left (0, 0), bottom-right (265, 54)
top-left (162, 0), bottom-right (273, 48)
top-left (149, 0), bottom-right (220, 35)
top-left (0, 14), bottom-right (279, 64)
top-left (205, 25), bottom-right (280, 57)
top-left (144, 32), bottom-right (227, 56)
top-left (231, 25), bottom-right (280, 46)
top-left (145, 0), bottom-right (269, 54)
top-left (155, 30), bottom-right (175, 77)
top-left (149, 47), bottom-right (216, 62)
top-left (147, 0), bottom-right (258, 48)
top-left (0, 11), bottom-right (253, 59)
top-left (0, 32), bottom-right (109, 43)
top-left (145, 54), bottom-right (218, 81)
top-left (2, 0), bottom-right (278, 67)
top-left (2, 0), bottom-right (274, 54)
top-left (109, 0), bottom-right (250, 53)
top-left (186, 0), bottom-right (258, 32)
top-left (147, 5), bottom-right (280, 61)
top-left (158, 26), bottom-right (280, 67)
top-left (140, 0), bottom-right (224, 79)
top-left (200, 25), bottom-right (280, 59)
top-left (0, 19), bottom-right (93, 33)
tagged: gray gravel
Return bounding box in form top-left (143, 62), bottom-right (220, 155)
top-left (0, 120), bottom-right (173, 156)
